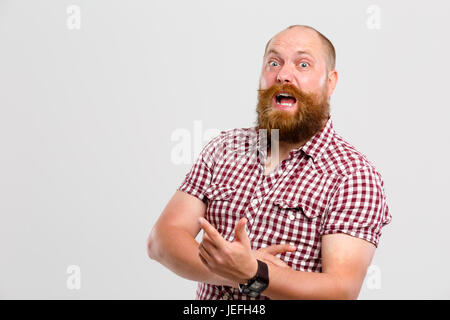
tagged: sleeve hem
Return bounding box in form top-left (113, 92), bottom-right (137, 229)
top-left (177, 180), bottom-right (207, 203)
top-left (320, 229), bottom-right (380, 248)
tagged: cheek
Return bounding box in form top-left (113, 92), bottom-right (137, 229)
top-left (260, 77), bottom-right (268, 90)
top-left (296, 75), bottom-right (312, 89)
top-left (259, 66), bottom-right (276, 89)
top-left (296, 73), bottom-right (326, 92)
top-left (318, 72), bottom-right (327, 87)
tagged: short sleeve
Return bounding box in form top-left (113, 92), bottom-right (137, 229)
top-left (320, 166), bottom-right (392, 248)
top-left (176, 132), bottom-right (223, 203)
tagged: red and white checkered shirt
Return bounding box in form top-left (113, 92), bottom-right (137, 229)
top-left (177, 117), bottom-right (392, 300)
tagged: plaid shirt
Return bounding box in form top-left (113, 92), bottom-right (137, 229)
top-left (177, 117), bottom-right (391, 300)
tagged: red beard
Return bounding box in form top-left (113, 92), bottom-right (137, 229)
top-left (256, 83), bottom-right (330, 145)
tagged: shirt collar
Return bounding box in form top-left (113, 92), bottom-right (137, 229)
top-left (296, 116), bottom-right (334, 162)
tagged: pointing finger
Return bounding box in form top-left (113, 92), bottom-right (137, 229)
top-left (198, 251), bottom-right (211, 269)
top-left (259, 244), bottom-right (297, 255)
top-left (199, 217), bottom-right (225, 247)
top-left (234, 218), bottom-right (250, 246)
top-left (198, 242), bottom-right (213, 261)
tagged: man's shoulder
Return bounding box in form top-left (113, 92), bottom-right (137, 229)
top-left (209, 127), bottom-right (258, 145)
top-left (200, 127), bottom-right (257, 160)
top-left (319, 131), bottom-right (383, 179)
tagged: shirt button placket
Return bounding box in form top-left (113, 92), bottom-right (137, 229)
top-left (247, 197), bottom-right (260, 239)
top-left (246, 199), bottom-right (258, 223)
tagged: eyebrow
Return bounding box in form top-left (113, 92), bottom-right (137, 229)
top-left (266, 49), bottom-right (314, 59)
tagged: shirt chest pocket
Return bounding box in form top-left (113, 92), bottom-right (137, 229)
top-left (272, 199), bottom-right (320, 220)
top-left (204, 184), bottom-right (236, 201)
top-left (204, 184), bottom-right (238, 218)
top-left (204, 184), bottom-right (239, 239)
top-left (269, 198), bottom-right (323, 244)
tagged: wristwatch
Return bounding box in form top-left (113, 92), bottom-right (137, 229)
top-left (238, 260), bottom-right (269, 297)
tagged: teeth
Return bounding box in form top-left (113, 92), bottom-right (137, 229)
top-left (275, 92), bottom-right (295, 107)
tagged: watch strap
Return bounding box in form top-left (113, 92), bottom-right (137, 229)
top-left (238, 260), bottom-right (269, 297)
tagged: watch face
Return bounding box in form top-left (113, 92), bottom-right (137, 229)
top-left (239, 279), bottom-right (268, 297)
top-left (249, 280), bottom-right (264, 291)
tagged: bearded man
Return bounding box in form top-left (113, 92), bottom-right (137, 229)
top-left (147, 25), bottom-right (392, 300)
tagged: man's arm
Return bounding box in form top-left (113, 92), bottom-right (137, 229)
top-left (147, 190), bottom-right (235, 287)
top-left (263, 233), bottom-right (376, 299)
top-left (147, 191), bottom-right (295, 288)
top-left (198, 218), bottom-right (376, 299)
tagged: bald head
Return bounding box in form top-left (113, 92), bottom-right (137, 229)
top-left (264, 25), bottom-right (336, 71)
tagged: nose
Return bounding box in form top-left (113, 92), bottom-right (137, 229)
top-left (276, 64), bottom-right (295, 83)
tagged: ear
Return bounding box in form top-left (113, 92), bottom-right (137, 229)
top-left (327, 69), bottom-right (338, 99)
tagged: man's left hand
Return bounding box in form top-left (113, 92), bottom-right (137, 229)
top-left (198, 217), bottom-right (258, 284)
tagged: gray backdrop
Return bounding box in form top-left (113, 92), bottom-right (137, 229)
top-left (0, 0), bottom-right (449, 299)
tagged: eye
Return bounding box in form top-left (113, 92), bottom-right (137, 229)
top-left (299, 62), bottom-right (309, 68)
top-left (269, 60), bottom-right (279, 67)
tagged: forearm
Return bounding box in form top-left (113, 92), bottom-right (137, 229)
top-left (148, 226), bottom-right (236, 288)
top-left (263, 264), bottom-right (352, 300)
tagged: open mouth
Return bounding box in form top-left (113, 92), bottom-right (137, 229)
top-left (273, 92), bottom-right (297, 110)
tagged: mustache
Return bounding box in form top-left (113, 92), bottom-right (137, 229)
top-left (257, 83), bottom-right (317, 108)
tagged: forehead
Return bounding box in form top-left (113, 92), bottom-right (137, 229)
top-left (266, 27), bottom-right (324, 59)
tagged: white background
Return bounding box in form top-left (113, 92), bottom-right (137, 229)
top-left (0, 0), bottom-right (449, 299)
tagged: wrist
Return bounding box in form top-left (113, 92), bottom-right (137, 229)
top-left (243, 258), bottom-right (259, 282)
top-left (211, 274), bottom-right (235, 287)
top-left (238, 259), bottom-right (270, 297)
top-left (223, 277), bottom-right (238, 288)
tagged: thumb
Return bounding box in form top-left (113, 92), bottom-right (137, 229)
top-left (234, 218), bottom-right (250, 246)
